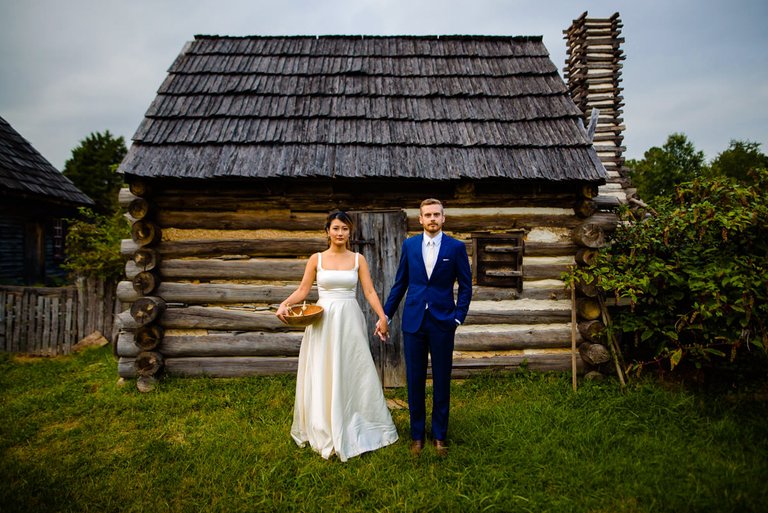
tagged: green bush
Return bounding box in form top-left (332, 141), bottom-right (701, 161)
top-left (63, 208), bottom-right (130, 281)
top-left (577, 169), bottom-right (768, 376)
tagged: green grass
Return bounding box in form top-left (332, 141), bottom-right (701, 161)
top-left (1, 347), bottom-right (766, 513)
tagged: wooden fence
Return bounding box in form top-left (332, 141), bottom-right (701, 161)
top-left (0, 277), bottom-right (121, 355)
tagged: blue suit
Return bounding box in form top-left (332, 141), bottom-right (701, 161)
top-left (383, 233), bottom-right (472, 442)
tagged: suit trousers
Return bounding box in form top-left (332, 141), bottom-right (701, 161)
top-left (403, 311), bottom-right (455, 442)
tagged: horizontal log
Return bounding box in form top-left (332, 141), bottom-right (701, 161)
top-left (144, 181), bottom-right (584, 211)
top-left (153, 208), bottom-right (619, 235)
top-left (135, 351), bottom-right (163, 377)
top-left (131, 220), bottom-right (161, 247)
top-left (572, 223), bottom-right (607, 248)
top-left (578, 320), bottom-right (605, 343)
top-left (126, 258), bottom-right (306, 281)
top-left (130, 296), bottom-right (166, 326)
top-left (523, 241), bottom-right (578, 257)
top-left (576, 298), bottom-right (601, 320)
top-left (162, 306), bottom-right (296, 331)
top-left (465, 300), bottom-right (571, 324)
top-left (579, 342), bottom-right (611, 366)
top-left (409, 211), bottom-right (582, 232)
top-left (133, 247), bottom-right (160, 271)
top-left (118, 356), bottom-right (300, 378)
top-left (126, 257), bottom-right (573, 283)
top-left (119, 188), bottom-right (139, 207)
top-left (455, 324), bottom-right (582, 351)
top-left (116, 281), bottom-right (317, 304)
top-left (523, 262), bottom-right (572, 280)
top-left (575, 248), bottom-right (599, 266)
top-left (158, 210), bottom-right (326, 230)
top-left (116, 331), bottom-right (303, 358)
top-left (121, 238), bottom-right (576, 262)
top-left (117, 280), bottom-right (564, 306)
top-left (128, 198), bottom-right (151, 220)
top-left (136, 324), bottom-right (164, 351)
top-left (121, 299), bottom-right (576, 331)
top-left (120, 305), bottom-right (294, 331)
top-left (448, 352), bottom-right (584, 378)
top-left (120, 351), bottom-right (582, 379)
top-left (128, 180), bottom-right (151, 198)
top-left (121, 238), bottom-right (328, 259)
top-left (575, 275), bottom-right (599, 297)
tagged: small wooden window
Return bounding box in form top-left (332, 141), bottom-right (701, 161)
top-left (53, 219), bottom-right (64, 262)
top-left (471, 231), bottom-right (525, 291)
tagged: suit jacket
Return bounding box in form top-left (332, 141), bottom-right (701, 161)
top-left (384, 233), bottom-right (472, 334)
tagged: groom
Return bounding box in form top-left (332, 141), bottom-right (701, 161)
top-left (377, 198), bottom-right (472, 457)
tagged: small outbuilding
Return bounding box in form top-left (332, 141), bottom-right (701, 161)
top-left (117, 34), bottom-right (619, 385)
top-left (0, 115), bottom-right (93, 285)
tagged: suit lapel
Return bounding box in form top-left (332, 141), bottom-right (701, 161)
top-left (432, 234), bottom-right (449, 277)
top-left (414, 234), bottom-right (428, 279)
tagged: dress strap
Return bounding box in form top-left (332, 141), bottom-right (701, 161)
top-left (317, 252), bottom-right (323, 271)
top-left (354, 252), bottom-right (359, 269)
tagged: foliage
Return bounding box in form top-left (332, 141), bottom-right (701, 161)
top-left (707, 140), bottom-right (768, 182)
top-left (63, 130), bottom-right (127, 215)
top-left (1, 347), bottom-right (767, 513)
top-left (626, 133), bottom-right (705, 203)
top-left (63, 208), bottom-right (129, 280)
top-left (576, 169), bottom-right (768, 376)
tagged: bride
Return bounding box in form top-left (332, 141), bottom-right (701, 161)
top-left (276, 210), bottom-right (399, 461)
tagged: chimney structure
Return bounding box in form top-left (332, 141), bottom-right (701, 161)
top-left (564, 12), bottom-right (632, 203)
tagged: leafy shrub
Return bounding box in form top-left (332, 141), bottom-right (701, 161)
top-left (63, 208), bottom-right (129, 280)
top-left (576, 169), bottom-right (768, 375)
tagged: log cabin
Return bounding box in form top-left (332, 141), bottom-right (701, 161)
top-left (116, 32), bottom-right (627, 385)
top-left (0, 115), bottom-right (93, 286)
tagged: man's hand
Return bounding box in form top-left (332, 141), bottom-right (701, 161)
top-left (374, 318), bottom-right (389, 342)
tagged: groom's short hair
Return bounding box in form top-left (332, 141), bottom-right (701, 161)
top-left (419, 198), bottom-right (443, 213)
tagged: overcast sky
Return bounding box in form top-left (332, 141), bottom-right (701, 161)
top-left (1, 0), bottom-right (766, 170)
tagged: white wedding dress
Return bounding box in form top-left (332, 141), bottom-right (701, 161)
top-left (291, 252), bottom-right (399, 461)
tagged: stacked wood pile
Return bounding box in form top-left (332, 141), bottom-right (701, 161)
top-left (564, 12), bottom-right (635, 207)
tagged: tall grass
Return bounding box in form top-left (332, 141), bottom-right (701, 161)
top-left (1, 347), bottom-right (766, 513)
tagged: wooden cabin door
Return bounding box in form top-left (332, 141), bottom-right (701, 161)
top-left (349, 210), bottom-right (408, 387)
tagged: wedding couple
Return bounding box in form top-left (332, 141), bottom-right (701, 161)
top-left (276, 198), bottom-right (472, 461)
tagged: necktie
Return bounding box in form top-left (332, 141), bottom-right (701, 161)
top-left (426, 240), bottom-right (436, 278)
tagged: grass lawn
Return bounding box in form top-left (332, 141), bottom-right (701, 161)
top-left (1, 346), bottom-right (766, 513)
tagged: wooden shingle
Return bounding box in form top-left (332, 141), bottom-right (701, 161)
top-left (120, 35), bottom-right (606, 183)
top-left (0, 115), bottom-right (92, 206)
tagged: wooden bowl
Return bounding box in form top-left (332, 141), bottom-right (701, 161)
top-left (281, 304), bottom-right (324, 327)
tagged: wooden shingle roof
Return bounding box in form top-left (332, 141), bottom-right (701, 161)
top-left (119, 35), bottom-right (606, 182)
top-left (0, 115), bottom-right (93, 206)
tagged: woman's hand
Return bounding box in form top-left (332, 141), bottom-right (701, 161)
top-left (275, 303), bottom-right (290, 323)
top-left (374, 318), bottom-right (389, 342)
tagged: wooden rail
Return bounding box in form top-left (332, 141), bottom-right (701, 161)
top-left (0, 277), bottom-right (121, 355)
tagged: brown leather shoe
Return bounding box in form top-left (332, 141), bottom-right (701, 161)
top-left (410, 440), bottom-right (424, 456)
top-left (433, 439), bottom-right (448, 457)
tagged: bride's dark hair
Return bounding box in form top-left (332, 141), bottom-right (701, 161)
top-left (325, 210), bottom-right (353, 248)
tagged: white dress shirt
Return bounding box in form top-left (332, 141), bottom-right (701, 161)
top-left (423, 231), bottom-right (442, 278)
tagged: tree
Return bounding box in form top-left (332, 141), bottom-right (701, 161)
top-left (63, 208), bottom-right (130, 281)
top-left (707, 140), bottom-right (768, 182)
top-left (575, 169), bottom-right (768, 378)
top-left (627, 133), bottom-right (705, 203)
top-left (63, 131), bottom-right (127, 214)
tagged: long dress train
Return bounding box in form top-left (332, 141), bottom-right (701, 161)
top-left (291, 252), bottom-right (398, 461)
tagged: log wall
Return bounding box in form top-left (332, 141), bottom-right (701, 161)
top-left (116, 178), bottom-right (617, 385)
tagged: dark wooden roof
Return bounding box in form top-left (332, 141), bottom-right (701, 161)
top-left (119, 35), bottom-right (606, 182)
top-left (0, 115), bottom-right (93, 206)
